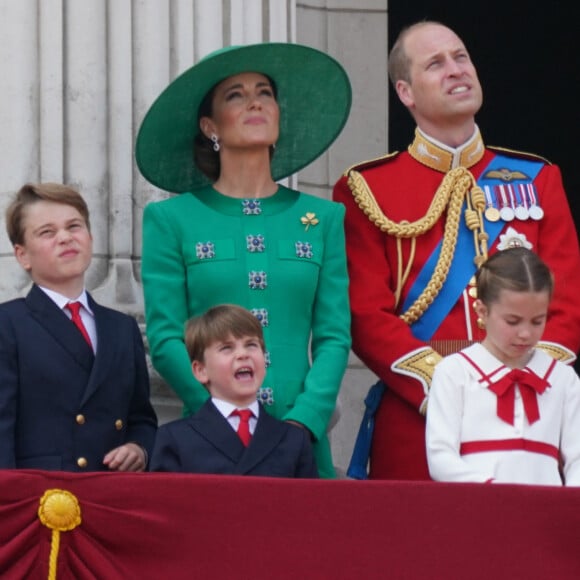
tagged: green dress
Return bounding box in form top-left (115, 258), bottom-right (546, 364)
top-left (142, 185), bottom-right (351, 478)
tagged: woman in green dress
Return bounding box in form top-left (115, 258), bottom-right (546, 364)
top-left (136, 43), bottom-right (351, 478)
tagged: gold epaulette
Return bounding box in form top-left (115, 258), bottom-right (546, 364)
top-left (343, 151), bottom-right (400, 177)
top-left (536, 341), bottom-right (576, 364)
top-left (391, 347), bottom-right (443, 391)
top-left (488, 145), bottom-right (551, 165)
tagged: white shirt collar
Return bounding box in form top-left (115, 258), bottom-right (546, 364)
top-left (212, 397), bottom-right (260, 419)
top-left (38, 285), bottom-right (93, 315)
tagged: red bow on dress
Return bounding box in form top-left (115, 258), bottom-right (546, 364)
top-left (488, 368), bottom-right (550, 425)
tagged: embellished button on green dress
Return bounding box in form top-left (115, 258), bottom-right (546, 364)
top-left (142, 185), bottom-right (351, 478)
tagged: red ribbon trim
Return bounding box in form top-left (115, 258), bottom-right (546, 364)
top-left (460, 438), bottom-right (559, 460)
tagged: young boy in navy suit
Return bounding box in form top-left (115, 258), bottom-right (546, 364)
top-left (0, 183), bottom-right (157, 471)
top-left (149, 304), bottom-right (319, 478)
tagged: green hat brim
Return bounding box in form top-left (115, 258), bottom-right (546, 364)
top-left (135, 43), bottom-right (352, 193)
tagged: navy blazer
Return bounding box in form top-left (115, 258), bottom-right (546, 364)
top-left (149, 399), bottom-right (319, 478)
top-left (0, 284), bottom-right (157, 471)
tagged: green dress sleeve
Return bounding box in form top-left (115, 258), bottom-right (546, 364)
top-left (141, 201), bottom-right (209, 415)
top-left (283, 201), bottom-right (351, 440)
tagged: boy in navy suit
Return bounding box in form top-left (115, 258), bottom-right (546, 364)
top-left (0, 183), bottom-right (157, 471)
top-left (149, 304), bottom-right (318, 478)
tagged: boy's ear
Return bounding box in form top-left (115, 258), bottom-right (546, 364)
top-left (14, 245), bottom-right (31, 271)
top-left (191, 360), bottom-right (208, 384)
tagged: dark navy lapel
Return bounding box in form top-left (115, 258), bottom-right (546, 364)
top-left (26, 284), bottom-right (94, 372)
top-left (80, 294), bottom-right (121, 405)
top-left (190, 400), bottom-right (246, 463)
top-left (232, 408), bottom-right (288, 475)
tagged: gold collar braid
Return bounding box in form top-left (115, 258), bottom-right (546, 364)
top-left (347, 166), bottom-right (489, 325)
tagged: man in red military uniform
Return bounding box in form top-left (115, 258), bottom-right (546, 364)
top-left (333, 20), bottom-right (580, 480)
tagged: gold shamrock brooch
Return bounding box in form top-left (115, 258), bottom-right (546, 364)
top-left (300, 212), bottom-right (319, 231)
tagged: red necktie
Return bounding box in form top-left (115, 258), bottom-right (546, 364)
top-left (488, 368), bottom-right (549, 425)
top-left (231, 409), bottom-right (253, 446)
top-left (66, 302), bottom-right (93, 349)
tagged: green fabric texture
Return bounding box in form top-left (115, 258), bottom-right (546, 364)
top-left (142, 186), bottom-right (351, 478)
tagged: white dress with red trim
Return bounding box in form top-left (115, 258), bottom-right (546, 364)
top-left (426, 343), bottom-right (580, 486)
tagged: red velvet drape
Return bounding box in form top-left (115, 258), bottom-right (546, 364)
top-left (1, 469), bottom-right (579, 579)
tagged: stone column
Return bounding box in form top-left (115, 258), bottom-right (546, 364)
top-left (0, 0), bottom-right (41, 296)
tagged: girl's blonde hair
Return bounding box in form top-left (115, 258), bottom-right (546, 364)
top-left (476, 247), bottom-right (554, 306)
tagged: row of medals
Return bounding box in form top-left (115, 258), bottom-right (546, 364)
top-left (483, 185), bottom-right (544, 222)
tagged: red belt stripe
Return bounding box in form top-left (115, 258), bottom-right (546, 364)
top-left (460, 438), bottom-right (559, 460)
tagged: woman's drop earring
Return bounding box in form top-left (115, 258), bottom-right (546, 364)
top-left (211, 134), bottom-right (220, 152)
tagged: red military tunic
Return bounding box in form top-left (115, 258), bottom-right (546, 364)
top-left (333, 127), bottom-right (580, 480)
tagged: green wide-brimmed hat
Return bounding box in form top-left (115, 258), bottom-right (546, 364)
top-left (135, 42), bottom-right (352, 193)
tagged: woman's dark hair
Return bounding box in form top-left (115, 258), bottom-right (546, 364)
top-left (476, 247), bottom-right (554, 306)
top-left (193, 75), bottom-right (278, 182)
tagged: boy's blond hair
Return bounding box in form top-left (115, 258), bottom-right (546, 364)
top-left (185, 304), bottom-right (265, 363)
top-left (5, 182), bottom-right (91, 246)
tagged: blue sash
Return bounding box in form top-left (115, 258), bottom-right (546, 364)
top-left (348, 154), bottom-right (544, 479)
top-left (403, 155), bottom-right (544, 341)
top-left (346, 380), bottom-right (386, 479)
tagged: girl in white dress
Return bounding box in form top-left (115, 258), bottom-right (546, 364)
top-left (426, 247), bottom-right (580, 485)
